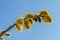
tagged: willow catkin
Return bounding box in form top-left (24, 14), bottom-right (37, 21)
top-left (24, 19), bottom-right (32, 30)
top-left (42, 14), bottom-right (52, 24)
top-left (33, 14), bottom-right (38, 22)
top-left (16, 17), bottom-right (24, 32)
top-left (39, 10), bottom-right (52, 24)
top-left (27, 18), bottom-right (34, 24)
top-left (39, 10), bottom-right (48, 17)
top-left (25, 13), bottom-right (41, 23)
top-left (25, 13), bottom-right (33, 19)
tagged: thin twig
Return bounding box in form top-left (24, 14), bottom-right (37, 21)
top-left (0, 23), bottom-right (16, 37)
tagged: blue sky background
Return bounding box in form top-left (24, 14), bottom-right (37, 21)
top-left (0, 0), bottom-right (60, 40)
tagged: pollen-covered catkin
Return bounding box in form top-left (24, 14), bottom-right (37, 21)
top-left (27, 18), bottom-right (34, 24)
top-left (42, 14), bottom-right (52, 24)
top-left (39, 10), bottom-right (48, 17)
top-left (24, 19), bottom-right (32, 30)
top-left (25, 13), bottom-right (33, 19)
top-left (39, 10), bottom-right (52, 24)
top-left (16, 17), bottom-right (24, 32)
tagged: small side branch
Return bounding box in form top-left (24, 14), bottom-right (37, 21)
top-left (0, 23), bottom-right (16, 37)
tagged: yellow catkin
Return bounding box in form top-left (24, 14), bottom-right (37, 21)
top-left (40, 10), bottom-right (52, 24)
top-left (25, 13), bottom-right (34, 19)
top-left (33, 14), bottom-right (38, 22)
top-left (16, 24), bottom-right (22, 32)
top-left (0, 37), bottom-right (4, 40)
top-left (24, 19), bottom-right (32, 30)
top-left (43, 13), bottom-right (52, 24)
top-left (16, 17), bottom-right (24, 32)
top-left (27, 18), bottom-right (34, 24)
top-left (39, 10), bottom-right (48, 17)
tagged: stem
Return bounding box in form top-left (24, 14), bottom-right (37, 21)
top-left (0, 23), bottom-right (16, 37)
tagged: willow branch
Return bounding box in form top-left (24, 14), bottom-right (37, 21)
top-left (0, 23), bottom-right (16, 37)
top-left (0, 15), bottom-right (42, 37)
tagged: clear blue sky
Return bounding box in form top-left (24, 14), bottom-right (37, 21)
top-left (0, 0), bottom-right (60, 40)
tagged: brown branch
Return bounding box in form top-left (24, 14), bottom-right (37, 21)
top-left (0, 23), bottom-right (16, 37)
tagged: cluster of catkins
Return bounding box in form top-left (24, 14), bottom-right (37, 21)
top-left (15, 10), bottom-right (52, 32)
top-left (0, 10), bottom-right (52, 40)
